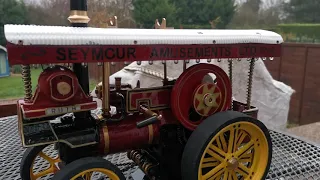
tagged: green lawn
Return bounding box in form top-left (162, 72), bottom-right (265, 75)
top-left (0, 68), bottom-right (97, 100)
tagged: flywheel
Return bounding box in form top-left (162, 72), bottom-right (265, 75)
top-left (171, 64), bottom-right (232, 130)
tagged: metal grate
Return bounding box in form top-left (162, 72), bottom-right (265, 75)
top-left (267, 131), bottom-right (320, 180)
top-left (1, 115), bottom-right (320, 180)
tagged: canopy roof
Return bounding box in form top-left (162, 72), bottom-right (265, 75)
top-left (4, 25), bottom-right (283, 65)
top-left (5, 25), bottom-right (283, 46)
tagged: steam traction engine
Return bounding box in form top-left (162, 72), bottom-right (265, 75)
top-left (4, 2), bottom-right (283, 180)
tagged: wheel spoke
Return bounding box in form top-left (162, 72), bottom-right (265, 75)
top-left (239, 153), bottom-right (253, 163)
top-left (234, 140), bottom-right (254, 158)
top-left (39, 151), bottom-right (60, 164)
top-left (202, 162), bottom-right (220, 168)
top-left (235, 163), bottom-right (250, 178)
top-left (208, 145), bottom-right (226, 162)
top-left (203, 107), bottom-right (212, 115)
top-left (31, 151), bottom-right (61, 179)
top-left (203, 157), bottom-right (217, 163)
top-left (231, 171), bottom-right (238, 180)
top-left (238, 163), bottom-right (251, 174)
top-left (202, 162), bottom-right (220, 169)
top-left (223, 170), bottom-right (229, 180)
top-left (202, 163), bottom-right (225, 180)
top-left (236, 130), bottom-right (247, 148)
top-left (83, 171), bottom-right (93, 180)
top-left (32, 166), bottom-right (55, 179)
top-left (39, 152), bottom-right (52, 162)
top-left (227, 127), bottom-right (236, 153)
top-left (217, 134), bottom-right (228, 152)
top-left (202, 157), bottom-right (220, 168)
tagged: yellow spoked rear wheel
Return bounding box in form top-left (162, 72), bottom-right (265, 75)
top-left (52, 157), bottom-right (125, 180)
top-left (181, 111), bottom-right (272, 180)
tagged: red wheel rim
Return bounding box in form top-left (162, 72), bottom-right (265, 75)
top-left (171, 64), bottom-right (232, 130)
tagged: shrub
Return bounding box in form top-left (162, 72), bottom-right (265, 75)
top-left (12, 65), bottom-right (22, 74)
top-left (277, 24), bottom-right (320, 41)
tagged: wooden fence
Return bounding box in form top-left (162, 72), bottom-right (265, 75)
top-left (89, 43), bottom-right (320, 126)
top-left (264, 43), bottom-right (320, 125)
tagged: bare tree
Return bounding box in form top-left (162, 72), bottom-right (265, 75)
top-left (88, 0), bottom-right (136, 28)
top-left (24, 0), bottom-right (69, 26)
top-left (228, 0), bottom-right (285, 29)
top-left (24, 0), bottom-right (135, 28)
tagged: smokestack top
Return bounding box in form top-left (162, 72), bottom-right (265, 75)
top-left (68, 0), bottom-right (90, 24)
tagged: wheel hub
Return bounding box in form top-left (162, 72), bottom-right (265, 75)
top-left (227, 157), bottom-right (239, 170)
top-left (193, 83), bottom-right (221, 116)
top-left (204, 93), bottom-right (217, 107)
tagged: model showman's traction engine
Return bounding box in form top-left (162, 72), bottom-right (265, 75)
top-left (4, 0), bottom-right (283, 179)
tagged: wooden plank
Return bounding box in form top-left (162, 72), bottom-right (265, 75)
top-left (279, 45), bottom-right (307, 124)
top-left (0, 101), bottom-right (16, 118)
top-left (300, 47), bottom-right (320, 125)
top-left (264, 57), bottom-right (281, 80)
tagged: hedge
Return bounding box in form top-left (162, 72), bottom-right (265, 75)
top-left (277, 24), bottom-right (320, 40)
top-left (178, 24), bottom-right (212, 29)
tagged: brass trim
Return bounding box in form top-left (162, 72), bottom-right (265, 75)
top-left (59, 140), bottom-right (97, 148)
top-left (57, 82), bottom-right (71, 95)
top-left (155, 18), bottom-right (166, 29)
top-left (68, 10), bottom-right (90, 24)
top-left (23, 120), bottom-right (50, 125)
top-left (49, 73), bottom-right (76, 102)
top-left (17, 105), bottom-right (24, 146)
top-left (22, 102), bottom-right (97, 120)
top-left (148, 125), bottom-right (153, 144)
top-left (107, 16), bottom-right (118, 28)
top-left (103, 126), bottom-right (110, 153)
top-left (48, 122), bottom-right (59, 140)
top-left (21, 136), bottom-right (97, 148)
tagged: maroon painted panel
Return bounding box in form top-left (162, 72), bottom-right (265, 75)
top-left (127, 87), bottom-right (171, 112)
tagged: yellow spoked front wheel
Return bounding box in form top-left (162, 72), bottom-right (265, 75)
top-left (52, 157), bottom-right (125, 180)
top-left (20, 144), bottom-right (61, 180)
top-left (181, 111), bottom-right (272, 180)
